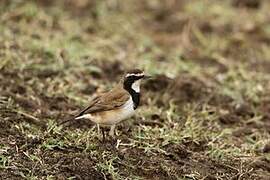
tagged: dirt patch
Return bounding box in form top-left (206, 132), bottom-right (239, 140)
top-left (219, 113), bottom-right (241, 124)
top-left (106, 147), bottom-right (177, 179)
top-left (250, 157), bottom-right (270, 172)
top-left (232, 0), bottom-right (261, 9)
top-left (143, 74), bottom-right (172, 91)
top-left (182, 139), bottom-right (207, 152)
top-left (262, 142), bottom-right (270, 153)
top-left (115, 142), bottom-right (240, 179)
top-left (0, 111), bottom-right (21, 137)
top-left (208, 94), bottom-right (234, 110)
top-left (218, 102), bottom-right (255, 126)
top-left (39, 94), bottom-right (76, 112)
top-left (43, 152), bottom-right (104, 179)
top-left (13, 96), bottom-right (38, 111)
top-left (0, 151), bottom-right (104, 180)
top-left (172, 76), bottom-right (211, 103)
top-left (34, 69), bottom-right (62, 79)
top-left (144, 74), bottom-right (213, 107)
top-left (0, 72), bottom-right (28, 95)
top-left (164, 143), bottom-right (191, 159)
top-left (89, 60), bottom-right (125, 81)
top-left (234, 103), bottom-right (254, 117)
top-left (143, 73), bottom-right (242, 125)
top-left (188, 56), bottom-right (228, 73)
top-left (247, 60), bottom-right (270, 74)
top-left (160, 75), bottom-right (211, 105)
top-left (259, 99), bottom-right (270, 121)
top-left (80, 84), bottom-right (97, 95)
top-left (139, 0), bottom-right (187, 33)
top-left (232, 127), bottom-right (253, 137)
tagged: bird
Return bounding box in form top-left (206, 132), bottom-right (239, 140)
top-left (60, 69), bottom-right (151, 140)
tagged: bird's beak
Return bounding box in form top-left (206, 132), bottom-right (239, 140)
top-left (143, 75), bottom-right (152, 79)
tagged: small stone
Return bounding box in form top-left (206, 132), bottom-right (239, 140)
top-left (262, 142), bottom-right (270, 153)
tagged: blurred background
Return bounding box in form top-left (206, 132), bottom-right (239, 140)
top-left (0, 0), bottom-right (270, 179)
top-left (1, 0), bottom-right (270, 75)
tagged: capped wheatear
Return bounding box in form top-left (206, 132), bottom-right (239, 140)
top-left (61, 69), bottom-right (151, 140)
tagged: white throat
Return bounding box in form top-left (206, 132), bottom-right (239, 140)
top-left (131, 80), bottom-right (141, 93)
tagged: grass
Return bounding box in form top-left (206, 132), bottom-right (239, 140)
top-left (1, 0), bottom-right (270, 179)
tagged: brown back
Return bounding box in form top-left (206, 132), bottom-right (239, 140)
top-left (76, 84), bottom-right (130, 116)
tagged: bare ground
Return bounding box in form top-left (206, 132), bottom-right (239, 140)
top-left (0, 0), bottom-right (270, 179)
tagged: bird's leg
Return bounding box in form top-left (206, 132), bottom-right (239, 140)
top-left (97, 124), bottom-right (100, 135)
top-left (101, 127), bottom-right (105, 142)
top-left (109, 125), bottom-right (115, 137)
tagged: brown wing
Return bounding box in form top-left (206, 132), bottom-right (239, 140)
top-left (59, 85), bottom-right (130, 125)
top-left (75, 85), bottom-right (130, 117)
top-left (75, 96), bottom-right (101, 117)
top-left (59, 95), bottom-right (101, 125)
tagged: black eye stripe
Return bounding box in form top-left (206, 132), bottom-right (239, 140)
top-left (126, 69), bottom-right (144, 75)
top-left (127, 75), bottom-right (144, 80)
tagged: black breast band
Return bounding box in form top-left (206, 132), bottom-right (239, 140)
top-left (123, 79), bottom-right (140, 109)
top-left (130, 90), bottom-right (140, 109)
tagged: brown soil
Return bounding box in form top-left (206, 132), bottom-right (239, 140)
top-left (1, 0), bottom-right (270, 179)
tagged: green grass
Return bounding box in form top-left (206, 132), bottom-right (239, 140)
top-left (0, 0), bottom-right (270, 179)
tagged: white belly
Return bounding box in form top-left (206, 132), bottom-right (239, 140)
top-left (77, 97), bottom-right (135, 126)
top-left (115, 97), bottom-right (135, 123)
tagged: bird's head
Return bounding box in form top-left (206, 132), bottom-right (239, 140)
top-left (123, 69), bottom-right (151, 93)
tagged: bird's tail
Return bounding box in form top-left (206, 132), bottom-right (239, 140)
top-left (58, 116), bottom-right (76, 125)
top-left (59, 114), bottom-right (88, 125)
